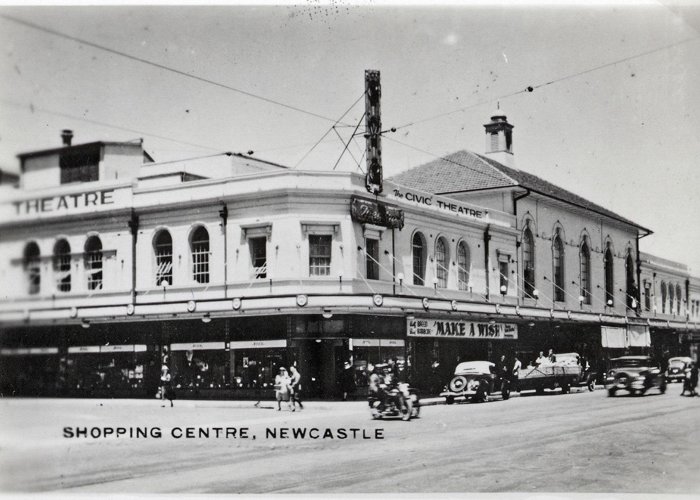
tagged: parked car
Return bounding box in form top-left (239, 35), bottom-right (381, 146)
top-left (666, 356), bottom-right (692, 383)
top-left (605, 356), bottom-right (666, 397)
top-left (441, 361), bottom-right (505, 404)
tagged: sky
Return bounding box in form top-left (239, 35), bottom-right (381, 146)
top-left (1, 1), bottom-right (699, 273)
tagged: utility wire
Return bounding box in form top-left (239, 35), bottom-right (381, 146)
top-left (393, 35), bottom-right (700, 131)
top-left (331, 112), bottom-right (365, 171)
top-left (293, 92), bottom-right (365, 169)
top-left (0, 14), bottom-right (351, 126)
top-left (1, 98), bottom-right (224, 153)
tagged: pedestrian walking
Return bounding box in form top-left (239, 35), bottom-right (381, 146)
top-left (160, 365), bottom-right (174, 408)
top-left (512, 354), bottom-right (522, 392)
top-left (340, 361), bottom-right (356, 401)
top-left (274, 367), bottom-right (292, 411)
top-left (289, 365), bottom-right (303, 410)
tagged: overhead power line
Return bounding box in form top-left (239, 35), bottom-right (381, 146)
top-left (1, 98), bottom-right (224, 153)
top-left (394, 35), bottom-right (700, 131)
top-left (293, 92), bottom-right (365, 169)
top-left (0, 14), bottom-right (350, 126)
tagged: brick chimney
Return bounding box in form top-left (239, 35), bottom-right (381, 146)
top-left (61, 129), bottom-right (73, 147)
top-left (483, 106), bottom-right (514, 168)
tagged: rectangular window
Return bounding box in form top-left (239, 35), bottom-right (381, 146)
top-left (250, 237), bottom-right (267, 279)
top-left (644, 283), bottom-right (651, 311)
top-left (366, 238), bottom-right (379, 280)
top-left (499, 260), bottom-right (509, 294)
top-left (309, 235), bottom-right (332, 276)
top-left (60, 150), bottom-right (100, 184)
top-left (85, 250), bottom-right (103, 290)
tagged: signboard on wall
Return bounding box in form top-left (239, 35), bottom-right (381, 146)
top-left (350, 196), bottom-right (404, 229)
top-left (407, 318), bottom-right (518, 340)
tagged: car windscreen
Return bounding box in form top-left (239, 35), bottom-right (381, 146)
top-left (669, 360), bottom-right (687, 367)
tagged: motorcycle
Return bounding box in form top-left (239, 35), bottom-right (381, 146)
top-left (368, 382), bottom-right (420, 421)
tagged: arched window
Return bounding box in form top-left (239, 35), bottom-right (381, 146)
top-left (457, 241), bottom-right (470, 291)
top-left (522, 225), bottom-right (535, 298)
top-left (668, 284), bottom-right (675, 315)
top-left (84, 236), bottom-right (103, 291)
top-left (604, 242), bottom-right (614, 306)
top-left (412, 232), bottom-right (426, 286)
top-left (191, 226), bottom-right (210, 284)
top-left (435, 237), bottom-right (448, 288)
top-left (552, 229), bottom-right (564, 302)
top-left (579, 238), bottom-right (591, 304)
top-left (625, 251), bottom-right (636, 309)
top-left (23, 242), bottom-right (41, 295)
top-left (660, 281), bottom-right (667, 313)
top-left (676, 284), bottom-right (682, 315)
top-left (53, 239), bottom-right (71, 292)
top-left (154, 230), bottom-right (173, 286)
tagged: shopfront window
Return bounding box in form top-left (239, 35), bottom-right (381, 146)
top-left (84, 235), bottom-right (103, 291)
top-left (230, 341), bottom-right (287, 391)
top-left (191, 226), bottom-right (210, 284)
top-left (309, 234), bottom-right (332, 276)
top-left (23, 242), bottom-right (41, 295)
top-left (65, 345), bottom-right (147, 393)
top-left (53, 239), bottom-right (71, 292)
top-left (170, 344), bottom-right (227, 390)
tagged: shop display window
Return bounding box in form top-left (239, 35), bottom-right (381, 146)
top-left (171, 348), bottom-right (227, 389)
top-left (230, 349), bottom-right (286, 391)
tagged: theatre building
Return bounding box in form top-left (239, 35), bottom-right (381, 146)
top-left (1, 114), bottom-right (698, 400)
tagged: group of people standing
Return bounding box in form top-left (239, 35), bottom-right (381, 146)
top-left (273, 366), bottom-right (303, 411)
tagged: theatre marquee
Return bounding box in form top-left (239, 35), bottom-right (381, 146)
top-left (407, 318), bottom-right (518, 340)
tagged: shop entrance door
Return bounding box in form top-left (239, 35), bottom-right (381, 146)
top-left (291, 339), bottom-right (345, 399)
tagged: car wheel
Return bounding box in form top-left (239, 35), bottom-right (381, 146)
top-left (445, 396), bottom-right (454, 405)
top-left (536, 387), bottom-right (545, 395)
top-left (448, 376), bottom-right (467, 393)
top-left (561, 384), bottom-right (570, 394)
top-left (659, 382), bottom-right (667, 394)
top-left (607, 388), bottom-right (616, 397)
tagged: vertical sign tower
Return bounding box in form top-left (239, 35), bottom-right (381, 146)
top-left (365, 70), bottom-right (382, 195)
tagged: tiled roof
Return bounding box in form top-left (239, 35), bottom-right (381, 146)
top-left (390, 150), bottom-right (649, 231)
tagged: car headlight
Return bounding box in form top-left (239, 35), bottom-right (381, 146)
top-left (467, 380), bottom-right (480, 391)
top-left (635, 375), bottom-right (645, 381)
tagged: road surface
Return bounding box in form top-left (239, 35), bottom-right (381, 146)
top-left (0, 383), bottom-right (698, 494)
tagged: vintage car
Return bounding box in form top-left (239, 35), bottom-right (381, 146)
top-left (605, 356), bottom-right (666, 397)
top-left (441, 361), bottom-right (504, 404)
top-left (666, 356), bottom-right (692, 383)
top-left (517, 352), bottom-right (596, 394)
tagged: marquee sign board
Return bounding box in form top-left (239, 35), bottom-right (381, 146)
top-left (407, 317), bottom-right (518, 340)
top-left (350, 196), bottom-right (404, 229)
